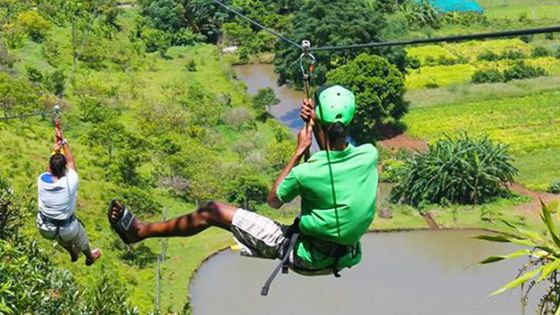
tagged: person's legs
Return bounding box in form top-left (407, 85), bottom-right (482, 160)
top-left (58, 240), bottom-right (80, 262)
top-left (62, 220), bottom-right (101, 265)
top-left (109, 200), bottom-right (238, 244)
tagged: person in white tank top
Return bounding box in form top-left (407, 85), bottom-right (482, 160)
top-left (36, 127), bottom-right (101, 266)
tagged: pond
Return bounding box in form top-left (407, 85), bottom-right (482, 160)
top-left (191, 230), bottom-right (537, 315)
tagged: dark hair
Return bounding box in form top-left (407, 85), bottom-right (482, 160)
top-left (49, 154), bottom-right (67, 178)
top-left (326, 122), bottom-right (346, 143)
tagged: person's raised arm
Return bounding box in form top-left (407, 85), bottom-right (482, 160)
top-left (56, 128), bottom-right (76, 171)
top-left (267, 124), bottom-right (313, 209)
top-left (300, 98), bottom-right (326, 150)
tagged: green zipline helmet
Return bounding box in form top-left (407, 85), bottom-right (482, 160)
top-left (315, 85), bottom-right (356, 126)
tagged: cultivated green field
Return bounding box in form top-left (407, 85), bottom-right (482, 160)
top-left (406, 39), bottom-right (560, 89)
top-left (405, 90), bottom-right (560, 191)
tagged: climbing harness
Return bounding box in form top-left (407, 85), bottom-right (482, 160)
top-left (40, 212), bottom-right (76, 240)
top-left (261, 216), bottom-right (300, 296)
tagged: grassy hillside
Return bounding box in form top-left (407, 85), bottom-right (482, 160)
top-left (0, 7), bottom-right (299, 313)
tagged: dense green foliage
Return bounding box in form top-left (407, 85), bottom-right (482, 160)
top-left (471, 62), bottom-right (547, 83)
top-left (274, 0), bottom-right (406, 88)
top-left (549, 179), bottom-right (560, 194)
top-left (326, 54), bottom-right (408, 143)
top-left (390, 134), bottom-right (518, 207)
top-left (471, 68), bottom-right (504, 83)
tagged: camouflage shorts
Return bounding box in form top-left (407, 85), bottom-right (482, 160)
top-left (230, 209), bottom-right (331, 275)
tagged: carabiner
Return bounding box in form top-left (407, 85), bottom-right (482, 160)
top-left (299, 40), bottom-right (316, 79)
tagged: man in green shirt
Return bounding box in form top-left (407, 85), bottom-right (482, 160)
top-left (108, 85), bottom-right (378, 276)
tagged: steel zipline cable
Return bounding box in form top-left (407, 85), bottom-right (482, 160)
top-left (310, 25), bottom-right (560, 51)
top-left (210, 0), bottom-right (560, 52)
top-left (211, 0), bottom-right (301, 49)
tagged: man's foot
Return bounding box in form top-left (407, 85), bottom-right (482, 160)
top-left (107, 200), bottom-right (144, 244)
top-left (85, 248), bottom-right (102, 266)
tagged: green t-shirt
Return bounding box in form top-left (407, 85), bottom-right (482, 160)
top-left (277, 143), bottom-right (378, 271)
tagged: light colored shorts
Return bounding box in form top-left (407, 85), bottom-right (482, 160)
top-left (231, 209), bottom-right (330, 275)
top-left (36, 213), bottom-right (90, 252)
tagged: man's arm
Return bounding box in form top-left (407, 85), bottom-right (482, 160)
top-left (300, 98), bottom-right (326, 150)
top-left (267, 125), bottom-right (313, 209)
top-left (56, 128), bottom-right (76, 171)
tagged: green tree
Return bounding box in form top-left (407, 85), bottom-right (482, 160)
top-left (0, 73), bottom-right (41, 117)
top-left (228, 174), bottom-right (269, 211)
top-left (17, 10), bottom-right (52, 41)
top-left (326, 54), bottom-right (408, 143)
top-left (43, 69), bottom-right (66, 97)
top-left (141, 27), bottom-right (172, 57)
top-left (138, 0), bottom-right (184, 32)
top-left (85, 122), bottom-right (126, 162)
top-left (252, 87), bottom-right (279, 120)
top-left (274, 0), bottom-right (405, 88)
top-left (78, 96), bottom-right (115, 123)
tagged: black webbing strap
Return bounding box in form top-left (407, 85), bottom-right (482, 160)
top-left (260, 231), bottom-right (300, 296)
top-left (260, 217), bottom-right (300, 296)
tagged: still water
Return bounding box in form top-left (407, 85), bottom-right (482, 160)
top-left (234, 63), bottom-right (304, 132)
top-left (192, 230), bottom-right (537, 315)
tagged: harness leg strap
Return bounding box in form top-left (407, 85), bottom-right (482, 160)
top-left (260, 232), bottom-right (299, 296)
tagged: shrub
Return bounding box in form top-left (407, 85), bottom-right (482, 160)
top-left (548, 179), bottom-right (560, 194)
top-left (119, 187), bottom-right (162, 216)
top-left (185, 59), bottom-right (197, 72)
top-left (223, 107), bottom-right (255, 131)
top-left (407, 56), bottom-right (421, 69)
top-left (17, 10), bottom-right (51, 42)
top-left (502, 50), bottom-right (526, 60)
top-left (477, 50), bottom-right (500, 62)
top-left (26, 66), bottom-right (43, 84)
top-left (43, 69), bottom-right (66, 97)
top-left (41, 39), bottom-right (61, 66)
top-left (390, 134), bottom-right (518, 206)
top-left (471, 68), bottom-right (504, 84)
top-left (556, 47), bottom-right (560, 59)
top-left (532, 46), bottom-right (550, 58)
top-left (503, 62), bottom-right (546, 82)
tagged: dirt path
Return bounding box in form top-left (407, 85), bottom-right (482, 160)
top-left (378, 134), bottom-right (428, 152)
top-left (510, 183), bottom-right (560, 216)
top-left (422, 212), bottom-right (440, 229)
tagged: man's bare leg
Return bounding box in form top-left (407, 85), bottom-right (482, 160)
top-left (109, 200), bottom-right (238, 244)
